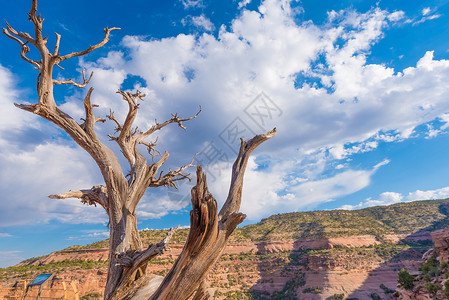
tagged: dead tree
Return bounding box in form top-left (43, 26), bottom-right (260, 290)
top-left (3, 1), bottom-right (276, 299)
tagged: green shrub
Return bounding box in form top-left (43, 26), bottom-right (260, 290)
top-left (398, 268), bottom-right (414, 290)
top-left (420, 257), bottom-right (441, 277)
top-left (370, 293), bottom-right (381, 300)
top-left (329, 293), bottom-right (344, 300)
top-left (425, 282), bottom-right (441, 296)
top-left (302, 286), bottom-right (321, 294)
top-left (380, 283), bottom-right (395, 294)
top-left (441, 261), bottom-right (449, 271)
top-left (444, 280), bottom-right (449, 298)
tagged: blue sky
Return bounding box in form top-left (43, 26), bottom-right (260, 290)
top-left (1, 0), bottom-right (449, 267)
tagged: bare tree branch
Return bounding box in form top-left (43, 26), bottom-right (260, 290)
top-left (106, 90), bottom-right (145, 167)
top-left (3, 21), bottom-right (37, 45)
top-left (149, 156), bottom-right (196, 188)
top-left (106, 110), bottom-right (123, 133)
top-left (139, 137), bottom-right (161, 158)
top-left (2, 26), bottom-right (40, 67)
top-left (49, 185), bottom-right (108, 210)
top-left (53, 69), bottom-right (93, 88)
top-left (140, 106), bottom-right (201, 140)
top-left (27, 0), bottom-right (46, 50)
top-left (219, 128), bottom-right (277, 223)
top-left (57, 27), bottom-right (120, 62)
top-left (53, 32), bottom-right (61, 55)
top-left (79, 87), bottom-right (106, 133)
top-left (116, 90), bottom-right (144, 141)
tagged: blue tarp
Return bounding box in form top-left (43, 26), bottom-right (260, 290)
top-left (28, 274), bottom-right (52, 286)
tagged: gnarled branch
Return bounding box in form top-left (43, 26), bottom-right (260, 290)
top-left (49, 185), bottom-right (108, 210)
top-left (140, 137), bottom-right (161, 160)
top-left (149, 156), bottom-right (196, 188)
top-left (2, 25), bottom-right (40, 67)
top-left (107, 110), bottom-right (123, 133)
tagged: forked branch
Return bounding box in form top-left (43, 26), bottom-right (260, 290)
top-left (111, 227), bottom-right (179, 299)
top-left (53, 69), bottom-right (93, 88)
top-left (116, 90), bottom-right (145, 142)
top-left (57, 27), bottom-right (120, 62)
top-left (149, 156), bottom-right (197, 188)
top-left (140, 106), bottom-right (202, 139)
top-left (80, 87), bottom-right (106, 133)
top-left (2, 24), bottom-right (40, 67)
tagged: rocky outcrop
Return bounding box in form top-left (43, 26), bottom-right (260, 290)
top-left (395, 229), bottom-right (449, 300)
top-left (430, 229), bottom-right (449, 263)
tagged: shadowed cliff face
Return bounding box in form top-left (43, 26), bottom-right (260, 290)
top-left (245, 236), bottom-right (427, 299)
top-left (245, 202), bottom-right (449, 299)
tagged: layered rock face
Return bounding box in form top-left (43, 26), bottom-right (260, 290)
top-left (1, 234), bottom-right (430, 299)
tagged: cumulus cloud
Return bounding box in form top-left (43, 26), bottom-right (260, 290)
top-left (206, 157), bottom-right (388, 220)
top-left (407, 187), bottom-right (449, 201)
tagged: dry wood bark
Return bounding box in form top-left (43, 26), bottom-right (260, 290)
top-left (3, 1), bottom-right (276, 299)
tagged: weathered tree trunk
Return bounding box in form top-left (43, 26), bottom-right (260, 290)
top-left (150, 129), bottom-right (276, 300)
top-left (4, 1), bottom-right (276, 299)
top-left (106, 208), bottom-right (140, 299)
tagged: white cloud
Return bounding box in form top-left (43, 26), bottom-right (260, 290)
top-left (238, 0), bottom-right (252, 9)
top-left (182, 15), bottom-right (215, 32)
top-left (206, 157), bottom-right (387, 220)
top-left (137, 194), bottom-right (190, 219)
top-left (413, 7), bottom-right (441, 25)
top-left (0, 233), bottom-right (12, 238)
top-left (406, 187), bottom-right (449, 201)
top-left (0, 65), bottom-right (39, 139)
top-left (0, 141), bottom-right (106, 227)
top-left (340, 192), bottom-right (403, 210)
top-left (191, 15), bottom-right (215, 31)
top-left (387, 11), bottom-right (405, 22)
top-left (181, 0), bottom-right (204, 9)
top-left (67, 230), bottom-right (110, 241)
top-left (340, 186), bottom-right (449, 210)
